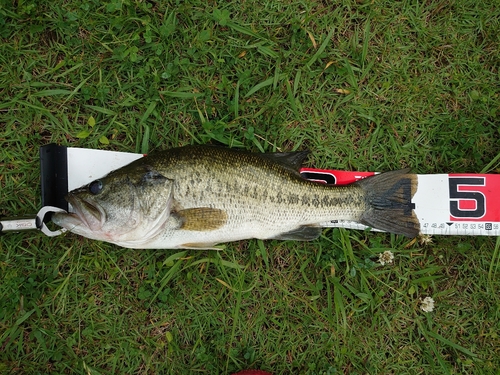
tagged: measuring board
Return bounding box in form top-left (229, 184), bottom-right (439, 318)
top-left (41, 145), bottom-right (500, 236)
top-left (301, 169), bottom-right (500, 236)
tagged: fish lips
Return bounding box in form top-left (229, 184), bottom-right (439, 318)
top-left (65, 193), bottom-right (106, 232)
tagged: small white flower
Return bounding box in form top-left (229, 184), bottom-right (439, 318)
top-left (419, 234), bottom-right (434, 245)
top-left (420, 297), bottom-right (435, 312)
top-left (378, 250), bottom-right (394, 266)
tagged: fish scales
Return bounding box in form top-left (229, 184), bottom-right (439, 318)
top-left (155, 147), bottom-right (365, 228)
top-left (52, 145), bottom-right (420, 249)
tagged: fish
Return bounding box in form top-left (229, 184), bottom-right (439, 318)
top-left (52, 145), bottom-right (420, 249)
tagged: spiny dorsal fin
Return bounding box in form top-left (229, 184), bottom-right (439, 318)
top-left (175, 207), bottom-right (227, 231)
top-left (261, 150), bottom-right (310, 171)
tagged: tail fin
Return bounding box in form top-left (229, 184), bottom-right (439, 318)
top-left (356, 169), bottom-right (420, 237)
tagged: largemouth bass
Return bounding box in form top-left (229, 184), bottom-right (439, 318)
top-left (52, 145), bottom-right (420, 249)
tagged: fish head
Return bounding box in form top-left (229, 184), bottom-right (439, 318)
top-left (52, 165), bottom-right (174, 244)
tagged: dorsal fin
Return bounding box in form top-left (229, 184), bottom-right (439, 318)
top-left (261, 151), bottom-right (310, 171)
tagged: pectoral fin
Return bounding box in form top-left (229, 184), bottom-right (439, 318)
top-left (175, 207), bottom-right (227, 231)
top-left (272, 225), bottom-right (322, 241)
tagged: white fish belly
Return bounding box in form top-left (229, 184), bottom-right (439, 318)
top-left (139, 205), bottom-right (362, 249)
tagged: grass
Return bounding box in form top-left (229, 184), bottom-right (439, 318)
top-left (1, 0), bottom-right (499, 373)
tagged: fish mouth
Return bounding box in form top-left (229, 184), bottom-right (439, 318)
top-left (65, 193), bottom-right (106, 231)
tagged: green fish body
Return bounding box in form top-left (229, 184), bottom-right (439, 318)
top-left (52, 145), bottom-right (420, 249)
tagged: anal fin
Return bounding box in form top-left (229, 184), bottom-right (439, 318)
top-left (272, 226), bottom-right (322, 241)
top-left (180, 242), bottom-right (222, 250)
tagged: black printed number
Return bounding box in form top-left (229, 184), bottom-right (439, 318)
top-left (449, 177), bottom-right (485, 218)
top-left (301, 171), bottom-right (336, 185)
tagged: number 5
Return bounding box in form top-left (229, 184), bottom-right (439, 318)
top-left (449, 177), bottom-right (485, 218)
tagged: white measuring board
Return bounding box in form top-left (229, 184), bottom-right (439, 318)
top-left (415, 173), bottom-right (500, 235)
top-left (302, 168), bottom-right (500, 236)
top-left (66, 148), bottom-right (143, 191)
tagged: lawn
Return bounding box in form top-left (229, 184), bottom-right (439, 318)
top-left (1, 0), bottom-right (499, 374)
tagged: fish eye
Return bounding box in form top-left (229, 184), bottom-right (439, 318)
top-left (89, 180), bottom-right (103, 195)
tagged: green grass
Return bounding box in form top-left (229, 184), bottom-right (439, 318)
top-left (1, 0), bottom-right (500, 374)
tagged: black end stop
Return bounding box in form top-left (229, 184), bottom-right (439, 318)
top-left (40, 144), bottom-right (68, 212)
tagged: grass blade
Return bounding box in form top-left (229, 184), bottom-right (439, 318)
top-left (426, 330), bottom-right (478, 358)
top-left (159, 91), bottom-right (204, 98)
top-left (488, 236), bottom-right (500, 284)
top-left (245, 74), bottom-right (285, 97)
top-left (234, 80), bottom-right (240, 119)
top-left (30, 89), bottom-right (73, 97)
top-left (305, 27), bottom-right (336, 69)
top-left (226, 21), bottom-right (270, 41)
top-left (84, 105), bottom-right (117, 115)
